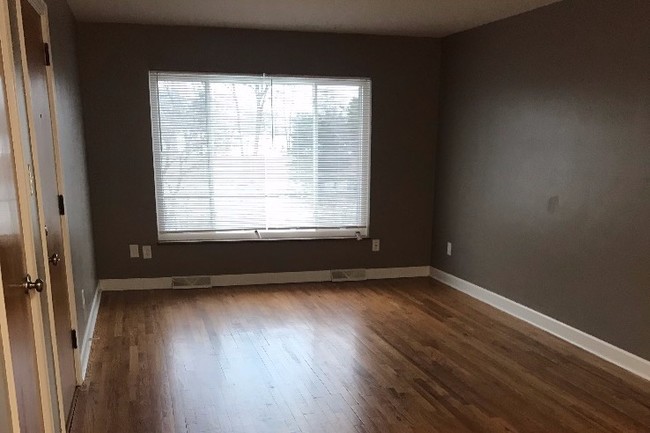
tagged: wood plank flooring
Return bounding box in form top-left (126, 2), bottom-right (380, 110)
top-left (69, 278), bottom-right (650, 433)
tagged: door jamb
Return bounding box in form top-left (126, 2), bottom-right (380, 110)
top-left (27, 0), bottom-right (84, 386)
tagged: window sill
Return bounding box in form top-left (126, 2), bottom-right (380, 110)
top-left (158, 228), bottom-right (369, 243)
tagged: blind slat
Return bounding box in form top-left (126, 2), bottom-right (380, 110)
top-left (149, 71), bottom-right (371, 241)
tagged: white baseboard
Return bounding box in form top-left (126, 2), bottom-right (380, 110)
top-left (99, 266), bottom-right (431, 292)
top-left (429, 267), bottom-right (650, 382)
top-left (80, 285), bottom-right (101, 381)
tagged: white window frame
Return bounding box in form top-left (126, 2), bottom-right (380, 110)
top-left (149, 71), bottom-right (372, 242)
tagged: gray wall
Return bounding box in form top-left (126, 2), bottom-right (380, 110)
top-left (46, 0), bottom-right (97, 338)
top-left (432, 0), bottom-right (650, 359)
top-left (76, 24), bottom-right (440, 279)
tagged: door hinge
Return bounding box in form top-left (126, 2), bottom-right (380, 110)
top-left (44, 42), bottom-right (51, 66)
top-left (57, 194), bottom-right (65, 215)
top-left (71, 329), bottom-right (78, 349)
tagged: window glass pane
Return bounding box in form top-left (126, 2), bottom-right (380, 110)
top-left (149, 72), bottom-right (371, 241)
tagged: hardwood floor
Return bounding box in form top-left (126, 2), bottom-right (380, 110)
top-left (70, 278), bottom-right (650, 433)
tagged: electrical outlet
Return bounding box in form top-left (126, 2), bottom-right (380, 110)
top-left (447, 242), bottom-right (452, 256)
top-left (142, 245), bottom-right (152, 259)
top-left (372, 239), bottom-right (380, 252)
top-left (129, 244), bottom-right (139, 258)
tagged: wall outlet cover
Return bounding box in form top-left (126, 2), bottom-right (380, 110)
top-left (129, 244), bottom-right (139, 258)
top-left (142, 245), bottom-right (152, 259)
top-left (447, 242), bottom-right (452, 256)
top-left (372, 239), bottom-right (380, 252)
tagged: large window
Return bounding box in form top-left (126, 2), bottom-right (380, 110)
top-left (149, 72), bottom-right (371, 241)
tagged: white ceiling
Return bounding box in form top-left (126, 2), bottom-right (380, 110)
top-left (66, 0), bottom-right (561, 37)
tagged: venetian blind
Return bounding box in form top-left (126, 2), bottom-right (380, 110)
top-left (149, 72), bottom-right (371, 241)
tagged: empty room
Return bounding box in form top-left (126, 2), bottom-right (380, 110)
top-left (0, 0), bottom-right (648, 432)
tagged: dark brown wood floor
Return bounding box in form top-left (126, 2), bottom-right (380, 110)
top-left (70, 278), bottom-right (650, 433)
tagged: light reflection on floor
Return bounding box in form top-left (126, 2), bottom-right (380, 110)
top-left (148, 285), bottom-right (367, 432)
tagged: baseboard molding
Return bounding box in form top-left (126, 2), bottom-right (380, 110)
top-left (80, 285), bottom-right (101, 381)
top-left (99, 266), bottom-right (431, 292)
top-left (429, 267), bottom-right (650, 381)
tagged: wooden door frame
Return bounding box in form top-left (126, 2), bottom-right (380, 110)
top-left (18, 0), bottom-right (82, 386)
top-left (0, 265), bottom-right (21, 433)
top-left (13, 0), bottom-right (85, 429)
top-left (30, 7), bottom-right (82, 391)
top-left (0, 0), bottom-right (58, 431)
